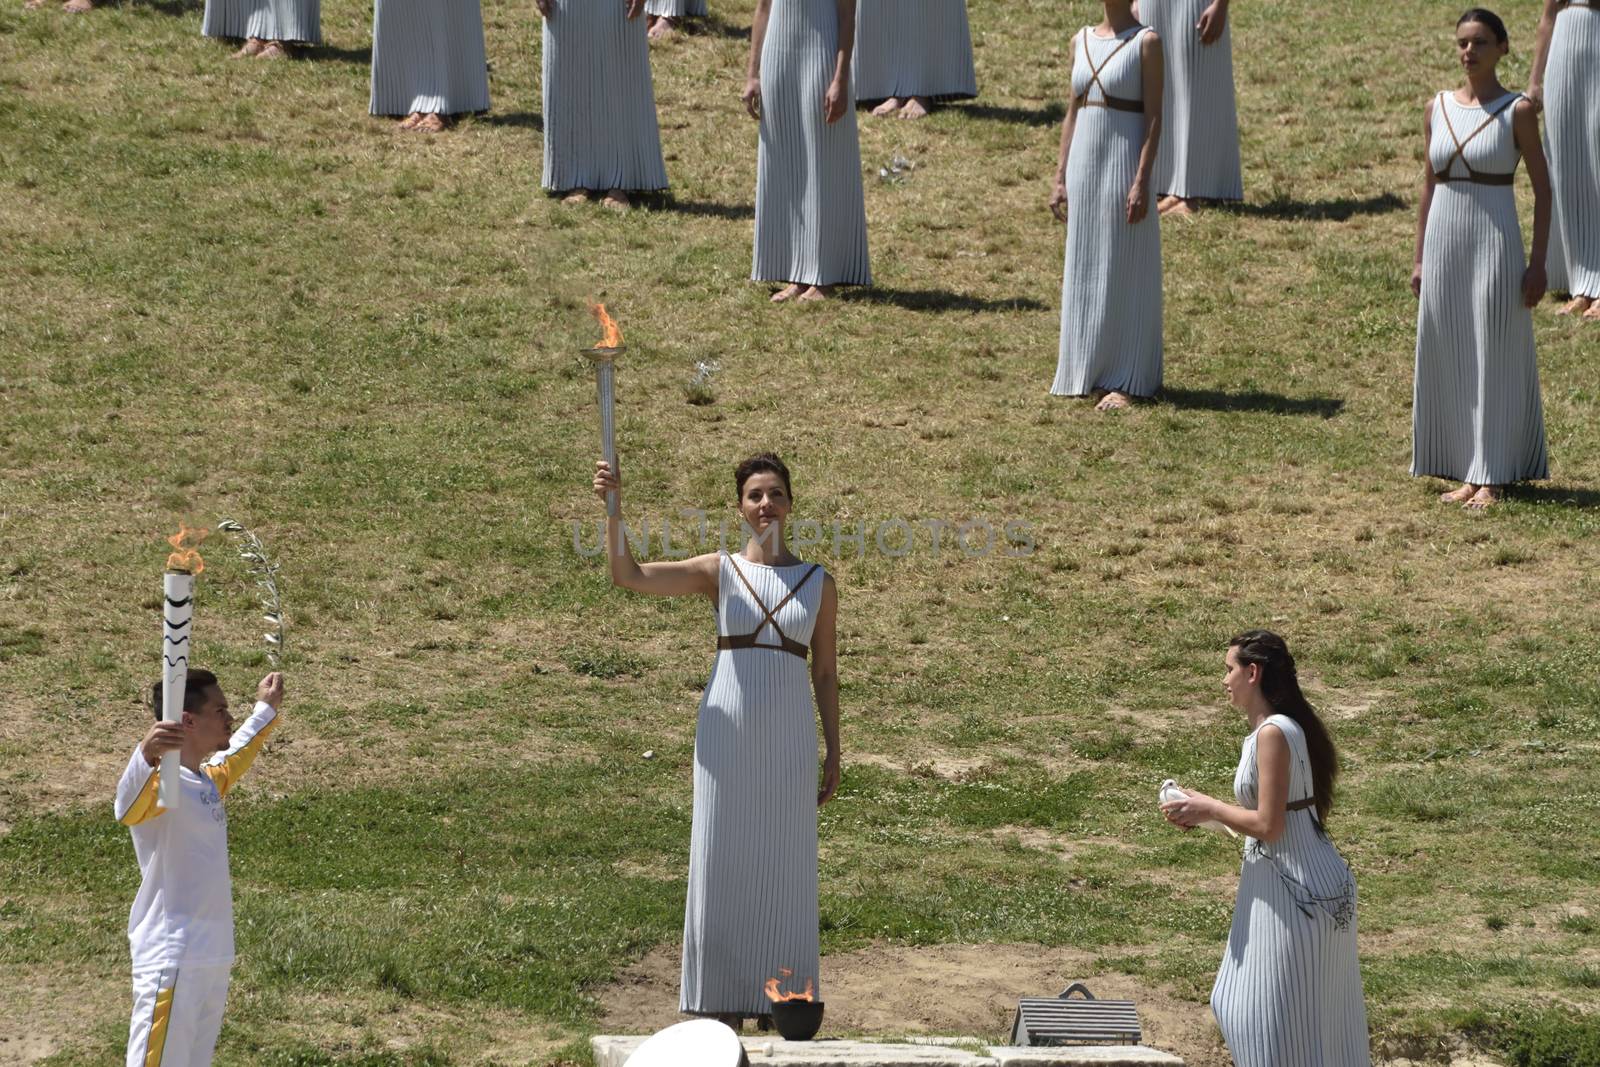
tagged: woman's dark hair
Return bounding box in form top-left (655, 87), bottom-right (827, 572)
top-left (735, 453), bottom-right (793, 500)
top-left (1457, 8), bottom-right (1509, 45)
top-left (148, 668), bottom-right (220, 720)
top-left (1229, 630), bottom-right (1339, 823)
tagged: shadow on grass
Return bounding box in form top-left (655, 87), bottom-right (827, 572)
top-left (303, 44), bottom-right (373, 65)
top-left (138, 0), bottom-right (202, 14)
top-left (1222, 192), bottom-right (1407, 222)
top-left (840, 287), bottom-right (1049, 313)
top-left (958, 102), bottom-right (1066, 127)
top-left (692, 13), bottom-right (752, 40)
top-left (1510, 484), bottom-right (1600, 509)
top-left (1159, 387), bottom-right (1345, 418)
top-left (659, 198), bottom-right (755, 220)
top-left (482, 111), bottom-right (543, 132)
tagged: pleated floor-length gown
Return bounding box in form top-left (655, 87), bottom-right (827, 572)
top-left (681, 554), bottom-right (824, 1018)
top-left (1413, 91), bottom-right (1548, 486)
top-left (370, 0), bottom-right (490, 118)
top-left (203, 0), bottom-right (320, 43)
top-left (1138, 0), bottom-right (1241, 201)
top-left (541, 0), bottom-right (669, 193)
top-left (852, 0), bottom-right (977, 104)
top-left (1211, 715), bottom-right (1371, 1067)
top-left (646, 0), bottom-right (708, 17)
top-left (1544, 2), bottom-right (1600, 299)
top-left (752, 0), bottom-right (871, 287)
top-left (1052, 26), bottom-right (1162, 398)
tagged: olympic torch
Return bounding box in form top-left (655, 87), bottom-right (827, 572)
top-left (587, 304), bottom-right (625, 521)
top-left (160, 526), bottom-right (208, 810)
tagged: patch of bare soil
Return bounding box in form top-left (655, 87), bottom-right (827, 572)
top-left (1, 967), bottom-right (122, 1066)
top-left (596, 942), bottom-right (1230, 1067)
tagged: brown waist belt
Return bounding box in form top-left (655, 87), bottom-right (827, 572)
top-left (1074, 91), bottom-right (1143, 114)
top-left (1286, 797), bottom-right (1317, 812)
top-left (718, 632), bottom-right (809, 661)
top-left (1438, 170), bottom-right (1515, 187)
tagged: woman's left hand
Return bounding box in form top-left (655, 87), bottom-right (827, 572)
top-left (823, 76), bottom-right (847, 125)
top-left (625, 0), bottom-right (645, 18)
top-left (1161, 787), bottom-right (1216, 829)
top-left (818, 751), bottom-right (841, 806)
top-left (1522, 262), bottom-right (1548, 308)
top-left (1196, 0), bottom-right (1228, 45)
top-left (1126, 179), bottom-right (1150, 224)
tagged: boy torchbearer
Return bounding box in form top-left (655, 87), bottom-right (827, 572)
top-left (115, 669), bottom-right (283, 1067)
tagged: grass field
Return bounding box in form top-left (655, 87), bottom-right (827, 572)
top-left (2, 0), bottom-right (1599, 1063)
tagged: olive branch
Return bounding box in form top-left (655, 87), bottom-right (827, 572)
top-left (215, 519), bottom-right (285, 668)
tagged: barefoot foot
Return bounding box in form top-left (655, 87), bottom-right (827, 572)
top-left (1439, 483), bottom-right (1478, 504)
top-left (1557, 295), bottom-right (1592, 316)
top-left (561, 190), bottom-right (591, 205)
top-left (898, 97), bottom-right (931, 119)
top-left (771, 283), bottom-right (804, 303)
top-left (870, 97), bottom-right (903, 116)
top-left (415, 113), bottom-right (446, 133)
top-left (1584, 300), bottom-right (1600, 321)
top-left (796, 284), bottom-right (834, 302)
top-left (233, 37), bottom-right (265, 57)
top-left (257, 40), bottom-right (290, 59)
top-left (62, 0), bottom-right (94, 12)
top-left (1095, 391), bottom-right (1132, 411)
top-left (1464, 486), bottom-right (1500, 510)
top-left (600, 188), bottom-right (631, 210)
top-left (648, 16), bottom-right (676, 39)
top-left (398, 112), bottom-right (423, 131)
top-left (1160, 198), bottom-right (1197, 218)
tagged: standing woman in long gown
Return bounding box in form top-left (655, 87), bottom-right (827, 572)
top-left (538, 0), bottom-right (669, 209)
top-left (1134, 0), bottom-right (1241, 216)
top-left (1411, 9), bottom-right (1550, 511)
top-left (1049, 0), bottom-right (1163, 411)
top-left (1162, 631), bottom-right (1371, 1067)
top-left (203, 0), bottom-right (320, 59)
top-left (646, 0), bottom-right (707, 42)
top-left (854, 0), bottom-right (978, 119)
top-left (592, 454), bottom-right (841, 1027)
top-left (747, 0), bottom-right (872, 302)
top-left (1529, 0), bottom-right (1600, 318)
top-left (370, 0), bottom-right (491, 133)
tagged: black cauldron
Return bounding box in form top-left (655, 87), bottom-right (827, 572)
top-left (770, 1000), bottom-right (825, 1041)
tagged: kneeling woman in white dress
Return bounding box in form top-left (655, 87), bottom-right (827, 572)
top-left (1049, 0), bottom-right (1163, 411)
top-left (1411, 8), bottom-right (1550, 510)
top-left (853, 0), bottom-right (977, 119)
top-left (1162, 630), bottom-right (1371, 1067)
top-left (592, 453), bottom-right (841, 1029)
top-left (204, 0), bottom-right (319, 59)
top-left (538, 0), bottom-right (669, 209)
top-left (747, 0), bottom-right (872, 302)
top-left (370, 0), bottom-right (490, 132)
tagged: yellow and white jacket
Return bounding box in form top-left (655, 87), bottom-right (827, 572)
top-left (113, 702), bottom-right (279, 973)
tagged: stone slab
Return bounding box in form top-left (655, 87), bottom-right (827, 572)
top-left (592, 1036), bottom-right (1184, 1067)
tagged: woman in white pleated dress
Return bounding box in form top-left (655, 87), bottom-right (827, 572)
top-left (746, 0), bottom-right (871, 302)
top-left (370, 0), bottom-right (490, 133)
top-left (854, 0), bottom-right (977, 119)
top-left (538, 0), bottom-right (668, 209)
top-left (593, 453), bottom-right (841, 1029)
top-left (1049, 0), bottom-right (1164, 411)
top-left (1162, 631), bottom-right (1370, 1067)
top-left (1529, 0), bottom-right (1600, 319)
top-left (203, 0), bottom-right (320, 59)
top-left (1411, 9), bottom-right (1550, 510)
top-left (1134, 0), bottom-right (1240, 216)
top-left (646, 0), bottom-right (707, 42)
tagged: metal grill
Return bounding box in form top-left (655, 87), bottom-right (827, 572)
top-left (1009, 982), bottom-right (1142, 1047)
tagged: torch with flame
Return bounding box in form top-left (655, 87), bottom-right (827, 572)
top-left (764, 967), bottom-right (816, 1004)
top-left (586, 304), bottom-right (625, 520)
top-left (160, 525), bottom-right (209, 810)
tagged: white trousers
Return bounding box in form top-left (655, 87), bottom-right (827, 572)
top-left (126, 964), bottom-right (231, 1067)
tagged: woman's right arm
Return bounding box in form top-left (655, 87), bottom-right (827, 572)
top-left (1412, 99), bottom-right (1437, 299)
top-left (744, 0), bottom-right (775, 120)
top-left (593, 461), bottom-right (719, 599)
top-left (1527, 0), bottom-right (1561, 108)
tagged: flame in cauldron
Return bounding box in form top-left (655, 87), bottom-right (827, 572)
top-left (764, 967), bottom-right (815, 1004)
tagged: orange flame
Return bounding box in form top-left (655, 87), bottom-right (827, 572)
top-left (764, 968), bottom-right (815, 1004)
top-left (165, 524), bottom-right (210, 575)
top-left (590, 303), bottom-right (624, 350)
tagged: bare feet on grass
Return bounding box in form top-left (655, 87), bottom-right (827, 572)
top-left (414, 113), bottom-right (446, 133)
top-left (1585, 301), bottom-right (1600, 322)
top-left (257, 40), bottom-right (290, 59)
top-left (562, 190), bottom-right (591, 205)
top-left (600, 188), bottom-right (631, 210)
top-left (796, 285), bottom-right (834, 302)
top-left (1556, 295), bottom-right (1592, 316)
top-left (898, 96), bottom-right (931, 119)
top-left (61, 0), bottom-right (94, 11)
top-left (871, 97), bottom-right (903, 116)
top-left (648, 16), bottom-right (677, 40)
top-left (1095, 391), bottom-right (1132, 411)
top-left (1464, 486), bottom-right (1500, 510)
top-left (771, 283), bottom-right (804, 303)
top-left (398, 112), bottom-right (423, 130)
top-left (1160, 197), bottom-right (1196, 218)
top-left (232, 37), bottom-right (265, 57)
top-left (1439, 483), bottom-right (1478, 504)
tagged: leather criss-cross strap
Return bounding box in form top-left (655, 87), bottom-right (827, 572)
top-left (1072, 27), bottom-right (1144, 114)
top-left (1435, 91), bottom-right (1520, 186)
top-left (717, 554), bottom-right (821, 661)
